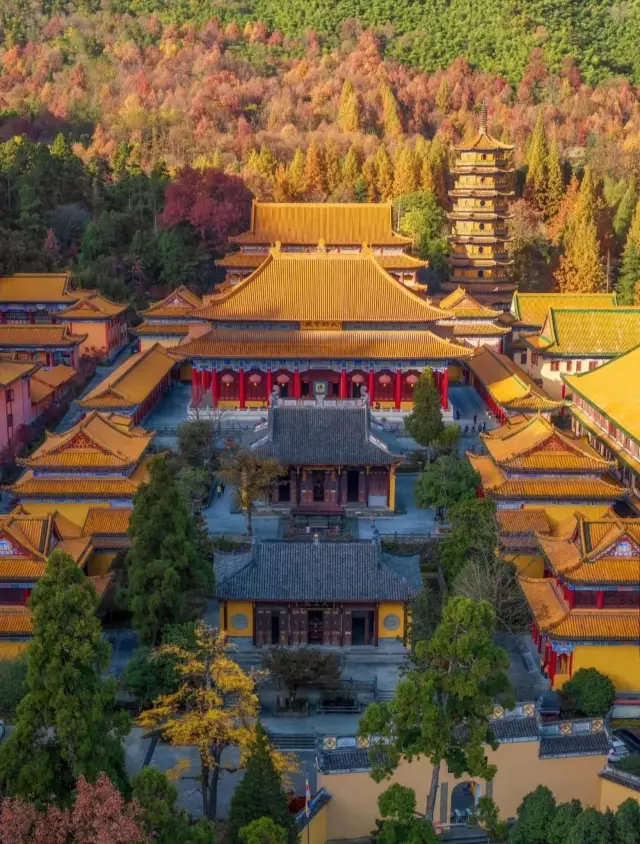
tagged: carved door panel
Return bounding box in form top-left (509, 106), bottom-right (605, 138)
top-left (330, 607), bottom-right (342, 646)
top-left (290, 607), bottom-right (302, 646)
top-left (279, 608), bottom-right (289, 646)
top-left (343, 607), bottom-right (353, 646)
top-left (255, 607), bottom-right (270, 647)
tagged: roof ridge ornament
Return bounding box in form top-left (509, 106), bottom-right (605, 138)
top-left (480, 101), bottom-right (488, 134)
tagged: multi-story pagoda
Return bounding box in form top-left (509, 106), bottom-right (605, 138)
top-left (521, 511), bottom-right (640, 690)
top-left (447, 105), bottom-right (515, 308)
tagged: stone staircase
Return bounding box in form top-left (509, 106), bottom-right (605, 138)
top-left (266, 730), bottom-right (317, 752)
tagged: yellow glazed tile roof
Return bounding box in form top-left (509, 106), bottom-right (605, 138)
top-left (565, 344), bottom-right (640, 444)
top-left (141, 286), bottom-right (204, 317)
top-left (439, 287), bottom-right (502, 318)
top-left (468, 454), bottom-right (626, 500)
top-left (230, 201), bottom-right (411, 246)
top-left (510, 293), bottom-right (618, 328)
top-left (59, 291), bottom-right (127, 319)
top-left (134, 322), bottom-right (192, 337)
top-left (0, 605), bottom-right (33, 634)
top-left (528, 308), bottom-right (640, 357)
top-left (32, 365), bottom-right (76, 388)
top-left (467, 345), bottom-right (563, 410)
top-left (29, 378), bottom-right (55, 404)
top-left (171, 329), bottom-right (473, 362)
top-left (216, 251), bottom-right (427, 270)
top-left (496, 509), bottom-right (552, 535)
top-left (480, 414), bottom-right (615, 472)
top-left (9, 472), bottom-right (144, 498)
top-left (0, 360), bottom-right (38, 386)
top-left (194, 249), bottom-right (447, 324)
top-left (0, 325), bottom-right (86, 347)
top-left (18, 410), bottom-right (153, 469)
top-left (452, 323), bottom-right (511, 337)
top-left (519, 576), bottom-right (640, 641)
top-left (83, 507), bottom-right (132, 536)
top-left (454, 127), bottom-right (514, 152)
top-left (0, 273), bottom-right (73, 303)
top-left (77, 343), bottom-right (174, 410)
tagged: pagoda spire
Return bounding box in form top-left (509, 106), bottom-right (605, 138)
top-left (480, 102), bottom-right (488, 133)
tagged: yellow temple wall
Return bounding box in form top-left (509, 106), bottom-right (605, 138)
top-left (378, 603), bottom-right (405, 640)
top-left (87, 551), bottom-right (118, 576)
top-left (0, 642), bottom-right (28, 659)
top-left (600, 777), bottom-right (640, 811)
top-left (318, 741), bottom-right (604, 840)
top-left (571, 645), bottom-right (640, 692)
top-left (68, 320), bottom-right (109, 358)
top-left (304, 801), bottom-right (328, 844)
top-left (224, 601), bottom-right (254, 638)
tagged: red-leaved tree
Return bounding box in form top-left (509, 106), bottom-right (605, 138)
top-left (0, 774), bottom-right (148, 844)
top-left (161, 167), bottom-right (252, 253)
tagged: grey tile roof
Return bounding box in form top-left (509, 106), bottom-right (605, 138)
top-left (252, 404), bottom-right (401, 466)
top-left (539, 732), bottom-right (609, 759)
top-left (599, 768), bottom-right (640, 793)
top-left (215, 539), bottom-right (423, 602)
top-left (317, 747), bottom-right (372, 773)
top-left (490, 718), bottom-right (538, 742)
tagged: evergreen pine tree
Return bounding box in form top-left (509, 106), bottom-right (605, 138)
top-left (525, 112), bottom-right (548, 210)
top-left (392, 145), bottom-right (418, 197)
top-left (549, 174), bottom-right (580, 245)
top-left (617, 199), bottom-right (640, 304)
top-left (362, 156), bottom-right (378, 201)
top-left (228, 724), bottom-right (297, 844)
top-left (256, 144), bottom-right (277, 180)
top-left (613, 177), bottom-right (637, 240)
top-left (0, 552), bottom-right (130, 802)
top-left (287, 147), bottom-right (305, 198)
top-left (126, 456), bottom-right (214, 646)
top-left (374, 145), bottom-right (394, 202)
top-left (304, 140), bottom-right (326, 198)
top-left (378, 80), bottom-right (403, 138)
top-left (545, 136), bottom-right (564, 220)
top-left (342, 145), bottom-right (360, 191)
top-left (555, 215), bottom-right (607, 293)
top-left (428, 137), bottom-right (448, 202)
top-left (337, 79), bottom-right (361, 133)
top-left (403, 368), bottom-right (445, 447)
top-left (323, 140), bottom-right (342, 195)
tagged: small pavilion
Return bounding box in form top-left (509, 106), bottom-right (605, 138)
top-left (135, 285), bottom-right (204, 352)
top-left (0, 324), bottom-right (86, 368)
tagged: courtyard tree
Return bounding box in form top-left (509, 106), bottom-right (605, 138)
top-left (508, 785), bottom-right (556, 844)
top-left (126, 455), bottom-right (214, 646)
top-left (219, 448), bottom-right (285, 536)
top-left (559, 668), bottom-right (615, 717)
top-left (547, 801), bottom-right (584, 844)
top-left (138, 623), bottom-right (275, 821)
top-left (453, 548), bottom-right (529, 633)
top-left (0, 552), bottom-right (129, 802)
top-left (414, 455), bottom-right (479, 518)
top-left (403, 368), bottom-right (445, 448)
top-left (178, 419), bottom-right (217, 471)
top-left (373, 784), bottom-right (438, 844)
top-left (228, 724), bottom-right (298, 844)
top-left (261, 647), bottom-right (341, 707)
top-left (359, 597), bottom-right (512, 822)
top-left (240, 818), bottom-right (288, 844)
top-left (440, 498), bottom-right (499, 584)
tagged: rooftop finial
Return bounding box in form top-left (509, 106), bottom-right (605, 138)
top-left (480, 102), bottom-right (488, 134)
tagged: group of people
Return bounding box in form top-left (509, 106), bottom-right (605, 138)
top-left (454, 408), bottom-right (488, 434)
top-left (215, 480), bottom-right (226, 498)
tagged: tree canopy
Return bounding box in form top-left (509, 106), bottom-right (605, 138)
top-left (414, 455), bottom-right (480, 514)
top-left (403, 369), bottom-right (445, 448)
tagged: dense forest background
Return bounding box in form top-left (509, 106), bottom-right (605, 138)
top-left (1, 2), bottom-right (640, 301)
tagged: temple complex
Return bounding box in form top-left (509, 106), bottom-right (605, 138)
top-left (250, 395), bottom-right (402, 514)
top-left (6, 410), bottom-right (154, 522)
top-left (436, 287), bottom-right (510, 350)
top-left (446, 106), bottom-right (515, 308)
top-left (519, 307), bottom-right (640, 399)
top-left (507, 292), bottom-right (618, 358)
top-left (0, 274), bottom-right (129, 360)
top-left (217, 201), bottom-right (427, 289)
top-left (0, 510), bottom-right (110, 657)
top-left (135, 285), bottom-right (204, 353)
top-left (172, 248), bottom-right (472, 413)
top-left (564, 345), bottom-right (640, 513)
top-left (468, 414), bottom-right (626, 525)
top-left (520, 511), bottom-right (640, 690)
top-left (76, 343), bottom-right (176, 423)
top-left (216, 538), bottom-right (422, 647)
top-left (465, 345), bottom-right (563, 422)
top-left (0, 324), bottom-right (85, 368)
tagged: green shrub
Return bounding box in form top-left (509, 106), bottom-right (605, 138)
top-left (559, 668), bottom-right (615, 717)
top-left (0, 656), bottom-right (27, 719)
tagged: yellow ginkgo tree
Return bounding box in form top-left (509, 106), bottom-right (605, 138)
top-left (138, 622), bottom-right (278, 820)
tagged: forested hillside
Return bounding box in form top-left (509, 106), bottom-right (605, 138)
top-left (0, 3), bottom-right (639, 302)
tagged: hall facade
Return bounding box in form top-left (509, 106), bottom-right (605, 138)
top-left (172, 247), bottom-right (472, 412)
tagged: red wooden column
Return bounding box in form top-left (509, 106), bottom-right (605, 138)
top-left (28, 312), bottom-right (35, 324)
top-left (0, 311), bottom-right (6, 324)
top-left (211, 368), bottom-right (219, 408)
top-left (394, 369), bottom-right (402, 410)
top-left (368, 369), bottom-right (375, 403)
top-left (201, 369), bottom-right (211, 393)
top-left (549, 650), bottom-right (557, 685)
top-left (293, 368), bottom-right (301, 399)
top-left (340, 368), bottom-right (347, 399)
top-left (238, 368), bottom-right (246, 409)
top-left (191, 368), bottom-right (201, 405)
top-left (596, 590), bottom-right (604, 609)
top-left (266, 367), bottom-right (273, 398)
top-left (440, 367), bottom-right (449, 410)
